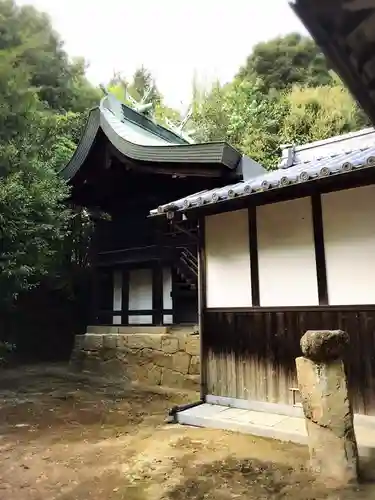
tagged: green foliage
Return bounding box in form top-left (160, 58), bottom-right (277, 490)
top-left (238, 33), bottom-right (333, 92)
top-left (0, 52), bottom-right (71, 302)
top-left (0, 0), bottom-right (101, 111)
top-left (192, 33), bottom-right (369, 169)
top-left (280, 84), bottom-right (369, 146)
top-left (0, 0), bottom-right (99, 305)
top-left (108, 67), bottom-right (182, 127)
top-left (191, 77), bottom-right (289, 167)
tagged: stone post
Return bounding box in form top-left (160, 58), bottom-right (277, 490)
top-left (296, 330), bottom-right (359, 486)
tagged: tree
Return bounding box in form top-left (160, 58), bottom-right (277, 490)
top-left (191, 80), bottom-right (231, 142)
top-left (128, 65), bottom-right (161, 104)
top-left (191, 77), bottom-right (288, 167)
top-left (107, 67), bottom-right (182, 128)
top-left (191, 76), bottom-right (367, 169)
top-left (0, 0), bottom-right (100, 111)
top-left (0, 50), bottom-right (71, 302)
top-left (237, 33), bottom-right (333, 93)
top-left (280, 83), bottom-right (370, 147)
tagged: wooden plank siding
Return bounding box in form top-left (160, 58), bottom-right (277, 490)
top-left (203, 307), bottom-right (375, 416)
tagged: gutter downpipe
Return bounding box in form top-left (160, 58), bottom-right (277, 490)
top-left (167, 215), bottom-right (206, 423)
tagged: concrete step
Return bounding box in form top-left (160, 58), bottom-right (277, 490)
top-left (167, 325), bottom-right (199, 335)
top-left (86, 325), bottom-right (169, 335)
top-left (86, 325), bottom-right (199, 336)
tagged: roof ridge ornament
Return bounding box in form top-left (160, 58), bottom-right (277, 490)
top-left (164, 107), bottom-right (195, 144)
top-left (125, 86), bottom-right (155, 116)
top-left (279, 143), bottom-right (296, 169)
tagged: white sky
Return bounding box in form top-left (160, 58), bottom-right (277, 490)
top-left (17, 0), bottom-right (307, 110)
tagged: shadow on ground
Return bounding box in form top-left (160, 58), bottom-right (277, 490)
top-left (1, 364), bottom-right (375, 500)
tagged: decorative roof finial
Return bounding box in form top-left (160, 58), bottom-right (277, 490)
top-left (165, 106), bottom-right (196, 144)
top-left (100, 84), bottom-right (108, 96)
top-left (125, 85), bottom-right (154, 116)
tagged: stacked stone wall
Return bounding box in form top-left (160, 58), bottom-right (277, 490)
top-left (70, 332), bottom-right (200, 391)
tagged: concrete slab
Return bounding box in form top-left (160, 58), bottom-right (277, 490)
top-left (218, 408), bottom-right (250, 420)
top-left (182, 404), bottom-right (228, 418)
top-left (176, 403), bottom-right (375, 455)
top-left (238, 411), bottom-right (287, 427)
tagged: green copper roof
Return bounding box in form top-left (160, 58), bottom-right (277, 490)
top-left (60, 94), bottom-right (243, 182)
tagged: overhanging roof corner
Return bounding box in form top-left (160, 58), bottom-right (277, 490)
top-left (236, 155), bottom-right (267, 181)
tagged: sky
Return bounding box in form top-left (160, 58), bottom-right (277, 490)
top-left (17, 0), bottom-right (307, 111)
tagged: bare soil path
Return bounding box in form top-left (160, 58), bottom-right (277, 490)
top-left (0, 364), bottom-right (374, 499)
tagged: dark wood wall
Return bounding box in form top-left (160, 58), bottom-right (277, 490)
top-left (203, 307), bottom-right (375, 416)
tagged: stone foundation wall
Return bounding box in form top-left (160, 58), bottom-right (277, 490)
top-left (70, 331), bottom-right (200, 391)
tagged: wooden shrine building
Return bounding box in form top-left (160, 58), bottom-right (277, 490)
top-left (152, 126), bottom-right (375, 417)
top-left (63, 93), bottom-right (264, 328)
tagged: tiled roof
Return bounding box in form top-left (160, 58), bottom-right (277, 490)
top-left (61, 95), bottom-right (243, 181)
top-left (279, 127), bottom-right (375, 169)
top-left (150, 128), bottom-right (375, 216)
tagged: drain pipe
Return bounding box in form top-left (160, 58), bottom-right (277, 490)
top-left (167, 398), bottom-right (204, 423)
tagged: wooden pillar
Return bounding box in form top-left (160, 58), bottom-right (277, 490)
top-left (121, 268), bottom-right (129, 326)
top-left (312, 194), bottom-right (328, 305)
top-left (198, 216), bottom-right (207, 399)
top-left (89, 218), bottom-right (100, 326)
top-left (90, 267), bottom-right (100, 325)
top-left (152, 263), bottom-right (163, 325)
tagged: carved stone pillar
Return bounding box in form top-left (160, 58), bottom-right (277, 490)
top-left (296, 330), bottom-right (359, 486)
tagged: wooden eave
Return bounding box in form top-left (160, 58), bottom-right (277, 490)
top-left (290, 0), bottom-right (375, 124)
top-left (60, 107), bottom-right (242, 185)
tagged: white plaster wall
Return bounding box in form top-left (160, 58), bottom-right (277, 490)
top-left (257, 197), bottom-right (319, 306)
top-left (113, 316), bottom-right (122, 325)
top-left (163, 315), bottom-right (173, 324)
top-left (205, 209), bottom-right (252, 308)
top-left (322, 185), bottom-right (375, 305)
top-left (163, 267), bottom-right (173, 324)
top-left (128, 268), bottom-right (153, 325)
top-left (112, 270), bottom-right (122, 325)
top-left (128, 315), bottom-right (153, 325)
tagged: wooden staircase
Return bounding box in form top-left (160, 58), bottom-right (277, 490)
top-left (176, 247), bottom-right (198, 289)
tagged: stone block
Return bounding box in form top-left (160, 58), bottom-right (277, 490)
top-left (172, 351), bottom-right (191, 374)
top-left (116, 335), bottom-right (129, 350)
top-left (184, 336), bottom-right (200, 356)
top-left (84, 334), bottom-right (103, 351)
top-left (139, 348), bottom-right (156, 361)
top-left (147, 364), bottom-right (162, 386)
top-left (102, 334), bottom-right (119, 349)
top-left (188, 355), bottom-right (200, 375)
top-left (102, 358), bottom-right (127, 377)
top-left (128, 363), bottom-right (162, 386)
top-left (87, 326), bottom-right (119, 334)
top-left (101, 347), bottom-right (116, 361)
top-left (82, 354), bottom-right (102, 373)
top-left (185, 374), bottom-right (200, 391)
top-left (74, 335), bottom-right (85, 350)
top-left (115, 350), bottom-right (132, 364)
top-left (161, 336), bottom-right (180, 354)
top-left (127, 334), bottom-right (162, 351)
top-left (296, 356), bottom-right (358, 485)
top-left (162, 368), bottom-right (200, 391)
top-left (153, 352), bottom-right (173, 370)
top-left (117, 326), bottom-right (168, 335)
top-left (300, 330), bottom-right (349, 362)
top-left (162, 368), bottom-right (187, 389)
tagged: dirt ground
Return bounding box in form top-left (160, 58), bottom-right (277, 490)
top-left (0, 366), bottom-right (374, 500)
